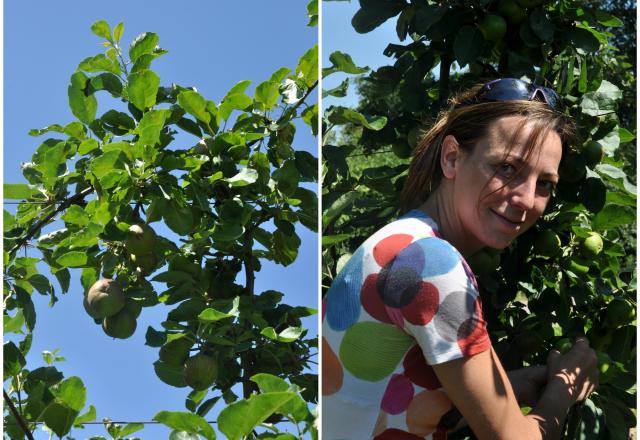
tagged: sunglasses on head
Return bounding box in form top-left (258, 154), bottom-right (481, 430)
top-left (472, 78), bottom-right (561, 110)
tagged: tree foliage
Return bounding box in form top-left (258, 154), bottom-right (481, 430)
top-left (322, 0), bottom-right (636, 438)
top-left (4, 4), bottom-right (319, 438)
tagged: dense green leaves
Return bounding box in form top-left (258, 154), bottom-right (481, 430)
top-left (323, 3), bottom-right (636, 439)
top-left (6, 12), bottom-right (318, 439)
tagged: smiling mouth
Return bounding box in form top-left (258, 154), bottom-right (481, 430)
top-left (491, 210), bottom-right (525, 226)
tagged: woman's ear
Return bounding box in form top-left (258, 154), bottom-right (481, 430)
top-left (440, 135), bottom-right (460, 179)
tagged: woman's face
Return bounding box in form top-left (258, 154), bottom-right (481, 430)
top-left (451, 115), bottom-right (562, 251)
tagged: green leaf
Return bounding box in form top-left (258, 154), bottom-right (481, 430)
top-left (68, 71), bottom-right (97, 124)
top-left (55, 376), bottom-right (86, 411)
top-left (217, 80), bottom-right (253, 122)
top-left (529, 9), bottom-right (554, 42)
top-left (178, 91), bottom-right (211, 124)
top-left (153, 361), bottom-right (187, 388)
top-left (568, 27), bottom-right (601, 53)
top-left (618, 127), bottom-right (635, 143)
top-left (255, 80), bottom-right (280, 110)
top-left (4, 210), bottom-right (16, 231)
top-left (272, 228), bottom-right (301, 266)
top-left (91, 20), bottom-right (111, 39)
top-left (217, 392), bottom-right (295, 440)
top-left (90, 150), bottom-right (126, 178)
top-left (296, 45), bottom-right (318, 88)
top-left (272, 160), bottom-right (300, 196)
top-left (323, 191), bottom-right (359, 229)
top-left (56, 251), bottom-right (89, 268)
top-left (153, 411), bottom-right (216, 440)
top-left (198, 308), bottom-right (235, 323)
top-left (352, 0), bottom-right (405, 33)
top-left (323, 78), bottom-right (349, 98)
top-left (212, 223), bottom-right (244, 241)
top-left (127, 69), bottom-right (160, 111)
top-left (580, 80), bottom-right (622, 116)
top-left (322, 234), bottom-right (351, 246)
top-left (251, 374), bottom-right (309, 421)
top-left (63, 121), bottom-right (87, 139)
top-left (4, 183), bottom-right (35, 200)
top-left (322, 51), bottom-right (368, 77)
top-left (270, 67), bottom-right (291, 83)
top-left (78, 54), bottom-right (121, 74)
top-left (137, 109), bottom-right (169, 147)
top-left (42, 402), bottom-right (77, 438)
top-left (226, 168), bottom-right (258, 187)
top-left (129, 32), bottom-right (160, 63)
top-left (594, 11), bottom-right (623, 27)
top-left (74, 404), bottom-right (97, 426)
top-left (145, 326), bottom-right (167, 347)
top-left (4, 310), bottom-right (25, 334)
top-left (37, 141), bottom-right (68, 188)
top-left (278, 326), bottom-right (304, 342)
top-left (307, 0), bottom-right (318, 26)
top-left (592, 205), bottom-right (635, 230)
top-left (29, 274), bottom-right (54, 295)
top-left (596, 164), bottom-right (637, 194)
top-left (4, 341), bottom-right (26, 378)
top-left (89, 73), bottom-right (123, 98)
top-left (113, 22), bottom-right (124, 42)
top-left (579, 58), bottom-right (588, 93)
top-left (119, 423), bottom-right (144, 437)
top-left (101, 110), bottom-right (135, 134)
top-left (169, 432), bottom-right (200, 440)
top-left (453, 26), bottom-right (483, 67)
top-left (327, 106), bottom-right (387, 130)
top-left (78, 138), bottom-right (100, 155)
top-left (164, 202), bottom-right (194, 235)
top-left (302, 104), bottom-right (318, 136)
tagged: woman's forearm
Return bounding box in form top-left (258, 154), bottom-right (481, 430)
top-left (526, 378), bottom-right (576, 440)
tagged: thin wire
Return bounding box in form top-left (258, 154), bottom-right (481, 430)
top-left (6, 420), bottom-right (218, 426)
top-left (345, 149), bottom-right (395, 158)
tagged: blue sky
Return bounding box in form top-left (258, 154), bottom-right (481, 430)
top-left (4, 1), bottom-right (317, 438)
top-left (323, 0), bottom-right (401, 108)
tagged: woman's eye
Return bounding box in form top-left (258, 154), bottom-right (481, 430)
top-left (497, 163), bottom-right (516, 176)
top-left (537, 180), bottom-right (556, 194)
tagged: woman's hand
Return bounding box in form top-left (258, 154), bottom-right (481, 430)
top-left (546, 337), bottom-right (599, 404)
top-left (507, 365), bottom-right (547, 408)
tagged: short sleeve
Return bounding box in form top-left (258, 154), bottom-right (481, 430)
top-left (375, 236), bottom-right (491, 365)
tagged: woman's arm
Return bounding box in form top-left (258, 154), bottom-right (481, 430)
top-left (507, 365), bottom-right (546, 407)
top-left (433, 339), bottom-right (598, 440)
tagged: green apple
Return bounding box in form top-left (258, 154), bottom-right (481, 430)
top-left (86, 279), bottom-right (125, 319)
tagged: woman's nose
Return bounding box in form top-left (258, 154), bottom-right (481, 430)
top-left (509, 177), bottom-right (537, 211)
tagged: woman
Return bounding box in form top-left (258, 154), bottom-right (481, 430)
top-left (322, 79), bottom-right (599, 439)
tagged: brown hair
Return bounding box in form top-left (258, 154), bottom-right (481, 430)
top-left (400, 85), bottom-right (577, 212)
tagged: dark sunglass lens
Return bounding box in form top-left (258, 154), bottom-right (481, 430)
top-left (538, 87), bottom-right (560, 109)
top-left (482, 78), bottom-right (530, 101)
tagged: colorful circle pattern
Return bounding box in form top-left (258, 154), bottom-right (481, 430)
top-left (322, 212), bottom-right (490, 439)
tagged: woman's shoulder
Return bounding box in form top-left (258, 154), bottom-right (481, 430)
top-left (361, 210), bottom-right (462, 268)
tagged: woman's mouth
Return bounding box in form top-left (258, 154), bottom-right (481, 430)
top-left (491, 210), bottom-right (524, 230)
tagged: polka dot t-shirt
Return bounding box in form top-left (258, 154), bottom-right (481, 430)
top-left (322, 210), bottom-right (491, 439)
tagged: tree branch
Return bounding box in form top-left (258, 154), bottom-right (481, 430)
top-left (9, 186), bottom-right (94, 257)
top-left (240, 227), bottom-right (257, 399)
top-left (438, 53), bottom-right (452, 107)
top-left (288, 80), bottom-right (318, 116)
top-left (246, 80), bottom-right (318, 149)
top-left (3, 389), bottom-right (35, 440)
